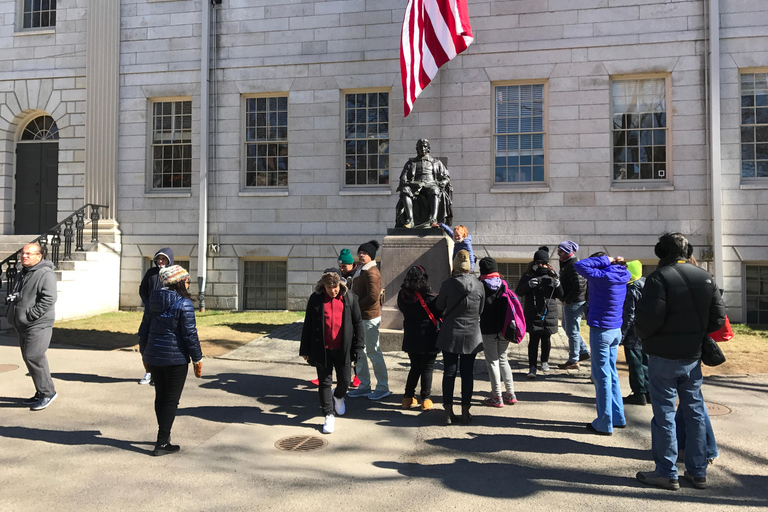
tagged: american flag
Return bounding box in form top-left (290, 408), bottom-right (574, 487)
top-left (400, 0), bottom-right (474, 117)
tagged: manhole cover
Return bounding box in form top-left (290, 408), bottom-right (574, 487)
top-left (275, 435), bottom-right (327, 452)
top-left (0, 364), bottom-right (19, 374)
top-left (706, 402), bottom-right (731, 416)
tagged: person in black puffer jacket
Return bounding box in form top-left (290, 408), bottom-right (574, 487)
top-left (138, 265), bottom-right (203, 457)
top-left (515, 247), bottom-right (563, 379)
top-left (397, 265), bottom-right (440, 411)
top-left (478, 257), bottom-right (518, 407)
top-left (556, 240), bottom-right (590, 368)
top-left (634, 233), bottom-right (725, 491)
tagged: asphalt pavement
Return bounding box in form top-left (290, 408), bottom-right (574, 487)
top-left (1, 326), bottom-right (766, 511)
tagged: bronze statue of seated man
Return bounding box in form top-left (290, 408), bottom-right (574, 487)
top-left (395, 139), bottom-right (453, 229)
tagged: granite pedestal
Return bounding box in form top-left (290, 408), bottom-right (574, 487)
top-left (379, 227), bottom-right (453, 351)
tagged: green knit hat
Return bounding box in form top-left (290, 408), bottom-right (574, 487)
top-left (338, 248), bottom-right (354, 265)
top-left (627, 260), bottom-right (642, 283)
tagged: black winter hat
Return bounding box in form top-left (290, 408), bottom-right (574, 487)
top-left (357, 240), bottom-right (380, 259)
top-left (479, 257), bottom-right (498, 275)
top-left (533, 246), bottom-right (550, 264)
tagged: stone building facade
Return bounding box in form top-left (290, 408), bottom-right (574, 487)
top-left (1, 0), bottom-right (767, 323)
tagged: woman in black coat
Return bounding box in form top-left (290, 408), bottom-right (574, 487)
top-left (300, 269), bottom-right (365, 435)
top-left (397, 265), bottom-right (440, 411)
top-left (515, 247), bottom-right (563, 379)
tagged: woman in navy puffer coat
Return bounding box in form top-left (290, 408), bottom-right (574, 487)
top-left (574, 253), bottom-right (630, 435)
top-left (139, 265), bottom-right (202, 456)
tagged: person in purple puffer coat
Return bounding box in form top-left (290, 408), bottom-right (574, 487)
top-left (575, 252), bottom-right (631, 435)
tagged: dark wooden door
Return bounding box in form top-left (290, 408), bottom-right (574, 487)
top-left (15, 142), bottom-right (58, 235)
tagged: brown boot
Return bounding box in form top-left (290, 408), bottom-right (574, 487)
top-left (461, 404), bottom-right (473, 424)
top-left (421, 398), bottom-right (434, 411)
top-left (402, 396), bottom-right (418, 410)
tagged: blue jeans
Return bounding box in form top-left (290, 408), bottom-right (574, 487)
top-left (355, 317), bottom-right (389, 393)
top-left (562, 302), bottom-right (588, 363)
top-left (589, 327), bottom-right (625, 433)
top-left (676, 399), bottom-right (718, 460)
top-left (648, 355), bottom-right (707, 479)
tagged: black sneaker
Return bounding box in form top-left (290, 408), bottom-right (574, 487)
top-left (30, 392), bottom-right (58, 411)
top-left (623, 393), bottom-right (648, 406)
top-left (22, 393), bottom-right (43, 406)
top-left (153, 442), bottom-right (180, 456)
top-left (579, 353), bottom-right (591, 361)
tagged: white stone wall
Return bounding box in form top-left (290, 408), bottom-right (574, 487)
top-left (111, 0), bottom-right (768, 318)
top-left (718, 0), bottom-right (768, 321)
top-left (0, 0), bottom-right (88, 233)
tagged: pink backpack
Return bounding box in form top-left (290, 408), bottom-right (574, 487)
top-left (501, 283), bottom-right (526, 344)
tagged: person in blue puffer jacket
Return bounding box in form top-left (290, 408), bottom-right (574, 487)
top-left (575, 252), bottom-right (631, 435)
top-left (138, 265), bottom-right (203, 457)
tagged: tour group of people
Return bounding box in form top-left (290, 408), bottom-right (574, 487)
top-left (298, 229), bottom-right (726, 492)
top-left (7, 229), bottom-right (725, 490)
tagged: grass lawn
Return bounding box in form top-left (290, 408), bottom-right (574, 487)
top-left (586, 322), bottom-right (768, 376)
top-left (53, 310), bottom-right (305, 357)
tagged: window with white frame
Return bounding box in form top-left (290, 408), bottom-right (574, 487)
top-left (494, 83), bottom-right (546, 184)
top-left (344, 92), bottom-right (390, 186)
top-left (150, 100), bottom-right (192, 190)
top-left (740, 72), bottom-right (768, 179)
top-left (243, 261), bottom-right (287, 310)
top-left (745, 265), bottom-right (768, 325)
top-left (20, 0), bottom-right (56, 30)
top-left (611, 78), bottom-right (668, 181)
top-left (245, 96), bottom-right (288, 187)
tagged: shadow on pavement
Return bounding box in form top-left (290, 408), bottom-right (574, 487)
top-left (373, 458), bottom-right (767, 505)
top-left (51, 372), bottom-right (137, 384)
top-left (0, 426), bottom-right (152, 455)
top-left (0, 396), bottom-right (29, 408)
top-left (427, 431), bottom-right (649, 459)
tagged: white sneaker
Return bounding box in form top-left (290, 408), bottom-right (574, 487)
top-left (332, 388), bottom-right (346, 416)
top-left (541, 362), bottom-right (550, 372)
top-left (527, 367), bottom-right (537, 379)
top-left (322, 414), bottom-right (335, 434)
top-left (139, 372), bottom-right (152, 385)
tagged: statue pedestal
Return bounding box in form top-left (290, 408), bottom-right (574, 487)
top-left (379, 227), bottom-right (453, 351)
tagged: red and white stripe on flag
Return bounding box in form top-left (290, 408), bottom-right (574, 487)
top-left (400, 0), bottom-right (474, 117)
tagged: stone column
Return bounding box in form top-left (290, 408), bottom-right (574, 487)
top-left (84, 0), bottom-right (120, 221)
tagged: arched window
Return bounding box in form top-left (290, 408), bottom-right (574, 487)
top-left (21, 116), bottom-right (59, 141)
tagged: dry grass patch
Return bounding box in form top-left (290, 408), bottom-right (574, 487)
top-left (53, 310), bottom-right (305, 357)
top-left (581, 323), bottom-right (768, 376)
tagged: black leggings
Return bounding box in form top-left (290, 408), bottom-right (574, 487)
top-left (528, 332), bottom-right (551, 368)
top-left (316, 349), bottom-right (351, 416)
top-left (442, 351), bottom-right (477, 408)
top-left (405, 352), bottom-right (437, 400)
top-left (147, 363), bottom-right (188, 444)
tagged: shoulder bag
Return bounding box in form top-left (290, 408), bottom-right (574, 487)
top-left (671, 266), bottom-right (726, 367)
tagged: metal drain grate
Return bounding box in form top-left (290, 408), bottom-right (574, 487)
top-left (0, 364), bottom-right (19, 374)
top-left (706, 402), bottom-right (731, 417)
top-left (275, 435), bottom-right (327, 452)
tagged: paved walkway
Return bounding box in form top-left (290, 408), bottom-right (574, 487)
top-left (1, 331), bottom-right (767, 511)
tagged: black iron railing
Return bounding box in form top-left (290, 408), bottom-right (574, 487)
top-left (1, 204), bottom-right (108, 292)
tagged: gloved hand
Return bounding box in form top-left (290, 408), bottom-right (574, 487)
top-left (528, 277), bottom-right (540, 288)
top-left (193, 361), bottom-right (203, 378)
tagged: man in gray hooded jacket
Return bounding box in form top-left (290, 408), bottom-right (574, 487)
top-left (6, 243), bottom-right (58, 410)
